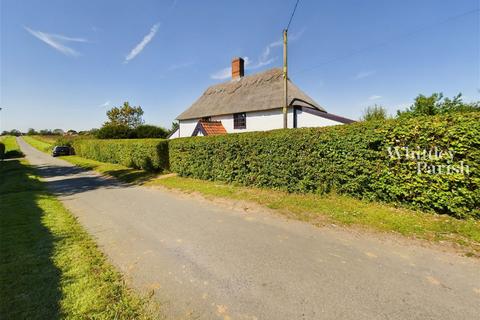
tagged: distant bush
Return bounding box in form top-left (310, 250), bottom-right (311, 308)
top-left (134, 125), bottom-right (168, 138)
top-left (170, 112), bottom-right (480, 219)
top-left (95, 124), bottom-right (134, 139)
top-left (73, 139), bottom-right (169, 172)
top-left (361, 105), bottom-right (388, 121)
top-left (0, 142), bottom-right (4, 160)
top-left (95, 124), bottom-right (168, 139)
top-left (397, 93), bottom-right (479, 118)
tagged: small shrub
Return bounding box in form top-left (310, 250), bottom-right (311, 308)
top-left (0, 142), bottom-right (5, 160)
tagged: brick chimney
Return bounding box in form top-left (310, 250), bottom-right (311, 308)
top-left (231, 57), bottom-right (244, 79)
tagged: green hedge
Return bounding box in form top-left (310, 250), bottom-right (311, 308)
top-left (169, 113), bottom-right (480, 219)
top-left (0, 142), bottom-right (5, 160)
top-left (73, 139), bottom-right (169, 172)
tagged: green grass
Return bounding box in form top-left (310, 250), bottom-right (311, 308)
top-left (0, 135), bottom-right (24, 158)
top-left (23, 135), bottom-right (53, 153)
top-left (0, 159), bottom-right (162, 319)
top-left (23, 135), bottom-right (480, 254)
top-left (147, 176), bottom-right (480, 254)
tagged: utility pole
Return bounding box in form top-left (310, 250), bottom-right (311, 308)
top-left (283, 29), bottom-right (288, 129)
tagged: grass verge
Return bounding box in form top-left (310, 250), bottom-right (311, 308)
top-left (0, 135), bottom-right (24, 158)
top-left (0, 158), bottom-right (161, 319)
top-left (23, 136), bottom-right (480, 255)
top-left (23, 135), bottom-right (53, 153)
top-left (146, 177), bottom-right (480, 254)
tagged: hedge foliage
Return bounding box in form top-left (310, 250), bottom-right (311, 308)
top-left (73, 139), bottom-right (169, 172)
top-left (0, 142), bottom-right (5, 160)
top-left (169, 112), bottom-right (480, 219)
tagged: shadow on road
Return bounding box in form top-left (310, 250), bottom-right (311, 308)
top-left (33, 164), bottom-right (131, 197)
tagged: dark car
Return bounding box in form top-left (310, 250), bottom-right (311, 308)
top-left (52, 146), bottom-right (71, 157)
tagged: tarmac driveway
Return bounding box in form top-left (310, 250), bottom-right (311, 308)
top-left (18, 137), bottom-right (480, 320)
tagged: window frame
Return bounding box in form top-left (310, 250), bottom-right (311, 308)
top-left (233, 112), bottom-right (247, 129)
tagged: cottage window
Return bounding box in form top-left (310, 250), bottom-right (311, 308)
top-left (233, 112), bottom-right (246, 129)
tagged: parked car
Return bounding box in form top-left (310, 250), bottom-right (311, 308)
top-left (52, 146), bottom-right (72, 157)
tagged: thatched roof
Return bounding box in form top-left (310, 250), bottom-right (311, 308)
top-left (176, 68), bottom-right (326, 120)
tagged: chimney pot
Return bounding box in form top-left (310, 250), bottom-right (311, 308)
top-left (231, 57), bottom-right (244, 79)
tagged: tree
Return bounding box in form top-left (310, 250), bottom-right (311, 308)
top-left (169, 121), bottom-right (179, 134)
top-left (39, 129), bottom-right (53, 135)
top-left (361, 105), bottom-right (388, 121)
top-left (1, 129), bottom-right (21, 136)
top-left (105, 102), bottom-right (144, 128)
top-left (27, 128), bottom-right (38, 135)
top-left (397, 93), bottom-right (479, 118)
top-left (53, 128), bottom-right (64, 135)
top-left (66, 129), bottom-right (78, 135)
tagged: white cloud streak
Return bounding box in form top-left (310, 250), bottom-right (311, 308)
top-left (368, 95), bottom-right (382, 100)
top-left (210, 67), bottom-right (231, 80)
top-left (124, 23), bottom-right (160, 63)
top-left (99, 101), bottom-right (110, 107)
top-left (24, 26), bottom-right (86, 56)
top-left (210, 29), bottom-right (305, 80)
top-left (354, 70), bottom-right (376, 80)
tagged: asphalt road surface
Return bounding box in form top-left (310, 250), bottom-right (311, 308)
top-left (18, 137), bottom-right (480, 320)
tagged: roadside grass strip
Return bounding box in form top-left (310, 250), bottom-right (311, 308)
top-left (0, 135), bottom-right (24, 158)
top-left (23, 135), bottom-right (53, 153)
top-left (0, 159), bottom-right (161, 319)
top-left (147, 176), bottom-right (480, 255)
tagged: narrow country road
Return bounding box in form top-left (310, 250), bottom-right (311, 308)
top-left (17, 137), bottom-right (480, 320)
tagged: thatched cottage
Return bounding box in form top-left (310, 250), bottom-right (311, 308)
top-left (169, 57), bottom-right (353, 138)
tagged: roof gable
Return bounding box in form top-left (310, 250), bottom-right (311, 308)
top-left (192, 120), bottom-right (227, 136)
top-left (177, 68), bottom-right (325, 120)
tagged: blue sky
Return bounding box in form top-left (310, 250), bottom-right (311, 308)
top-left (1, 0), bottom-right (478, 131)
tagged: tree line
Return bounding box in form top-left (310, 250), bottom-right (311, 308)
top-left (3, 94), bottom-right (479, 137)
top-left (361, 93), bottom-right (479, 121)
top-left (2, 102), bottom-right (178, 139)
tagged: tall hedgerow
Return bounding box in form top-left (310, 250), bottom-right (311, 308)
top-left (73, 139), bottom-right (169, 172)
top-left (169, 113), bottom-right (480, 219)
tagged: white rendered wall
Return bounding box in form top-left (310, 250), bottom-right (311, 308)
top-left (177, 118), bottom-right (200, 138)
top-left (212, 108), bottom-right (294, 133)
top-left (296, 109), bottom-right (343, 127)
top-left (168, 128), bottom-right (180, 139)
top-left (174, 107), bottom-right (343, 138)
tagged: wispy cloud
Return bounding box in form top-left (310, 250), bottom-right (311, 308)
top-left (210, 29), bottom-right (305, 80)
top-left (24, 26), bottom-right (87, 56)
top-left (124, 23), bottom-right (160, 63)
top-left (210, 67), bottom-right (231, 80)
top-left (99, 101), bottom-right (110, 107)
top-left (354, 70), bottom-right (376, 80)
top-left (368, 95), bottom-right (382, 101)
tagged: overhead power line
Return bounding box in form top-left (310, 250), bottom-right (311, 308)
top-left (292, 8), bottom-right (479, 76)
top-left (286, 0), bottom-right (300, 31)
